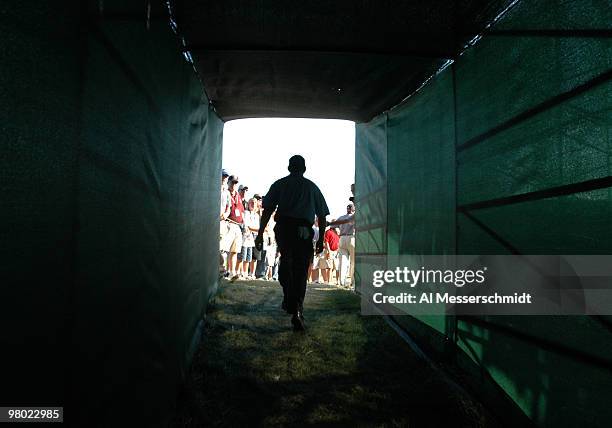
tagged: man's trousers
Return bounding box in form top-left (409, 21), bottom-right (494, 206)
top-left (274, 219), bottom-right (313, 315)
top-left (338, 235), bottom-right (355, 287)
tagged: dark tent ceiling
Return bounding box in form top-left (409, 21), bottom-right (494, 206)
top-left (172, 0), bottom-right (516, 122)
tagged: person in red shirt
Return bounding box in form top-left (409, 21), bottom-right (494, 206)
top-left (319, 226), bottom-right (340, 284)
top-left (220, 175), bottom-right (244, 279)
top-left (325, 227), bottom-right (340, 251)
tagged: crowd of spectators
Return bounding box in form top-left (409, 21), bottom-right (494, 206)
top-left (220, 169), bottom-right (355, 287)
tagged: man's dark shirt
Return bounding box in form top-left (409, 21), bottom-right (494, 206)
top-left (263, 173), bottom-right (329, 223)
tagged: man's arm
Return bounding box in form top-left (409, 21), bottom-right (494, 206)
top-left (258, 209), bottom-right (273, 236)
top-left (328, 214), bottom-right (354, 227)
top-left (313, 187), bottom-right (329, 254)
top-left (323, 235), bottom-right (331, 257)
top-left (315, 216), bottom-right (326, 254)
top-left (255, 208), bottom-right (274, 251)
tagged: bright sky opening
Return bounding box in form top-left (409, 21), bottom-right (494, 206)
top-left (222, 118), bottom-right (356, 219)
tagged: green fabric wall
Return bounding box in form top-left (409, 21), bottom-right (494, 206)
top-left (1, 0), bottom-right (82, 411)
top-left (355, 0), bottom-right (612, 426)
top-left (1, 2), bottom-right (223, 426)
top-left (355, 115), bottom-right (388, 294)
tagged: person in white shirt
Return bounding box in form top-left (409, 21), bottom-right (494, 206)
top-left (328, 203), bottom-right (355, 288)
top-left (264, 229), bottom-right (277, 280)
top-left (239, 198), bottom-right (260, 279)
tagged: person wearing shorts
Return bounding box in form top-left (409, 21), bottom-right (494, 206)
top-left (221, 175), bottom-right (244, 279)
top-left (240, 245), bottom-right (253, 273)
top-left (319, 226), bottom-right (340, 284)
top-left (328, 204), bottom-right (355, 288)
top-left (240, 198), bottom-right (259, 279)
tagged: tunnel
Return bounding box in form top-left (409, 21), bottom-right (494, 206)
top-left (2, 0), bottom-right (611, 427)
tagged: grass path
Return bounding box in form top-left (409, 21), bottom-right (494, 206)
top-left (172, 280), bottom-right (498, 427)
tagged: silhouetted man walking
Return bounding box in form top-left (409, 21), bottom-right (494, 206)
top-left (256, 155), bottom-right (329, 331)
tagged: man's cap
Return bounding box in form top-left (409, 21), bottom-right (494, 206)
top-left (228, 175), bottom-right (239, 183)
top-left (222, 168), bottom-right (229, 177)
top-left (288, 155), bottom-right (306, 173)
top-left (253, 194), bottom-right (262, 200)
top-left (239, 185), bottom-right (248, 192)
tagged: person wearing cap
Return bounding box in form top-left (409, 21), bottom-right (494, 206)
top-left (238, 185), bottom-right (249, 211)
top-left (253, 194), bottom-right (263, 216)
top-left (237, 197), bottom-right (260, 279)
top-left (328, 202), bottom-right (355, 288)
top-left (255, 155), bottom-right (329, 332)
top-left (234, 183), bottom-right (248, 274)
top-left (220, 175), bottom-right (245, 279)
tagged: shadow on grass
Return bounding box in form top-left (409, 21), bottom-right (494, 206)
top-left (171, 280), bottom-right (498, 427)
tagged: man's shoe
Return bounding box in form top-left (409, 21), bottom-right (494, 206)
top-left (291, 312), bottom-right (306, 332)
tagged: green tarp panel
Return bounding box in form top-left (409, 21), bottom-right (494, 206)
top-left (453, 1), bottom-right (612, 425)
top-left (355, 0), bottom-right (612, 426)
top-left (355, 114), bottom-right (388, 294)
top-left (1, 1), bottom-right (223, 425)
top-left (172, 0), bottom-right (517, 122)
top-left (386, 68), bottom-right (458, 342)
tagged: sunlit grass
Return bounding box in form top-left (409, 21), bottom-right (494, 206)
top-left (172, 279), bottom-right (496, 427)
